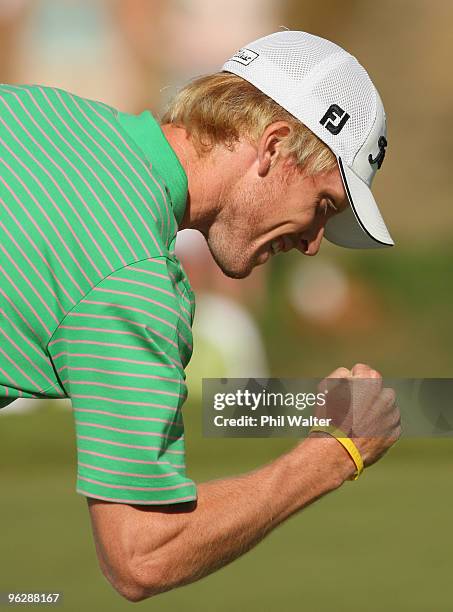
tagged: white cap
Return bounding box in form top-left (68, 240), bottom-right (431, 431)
top-left (222, 30), bottom-right (394, 249)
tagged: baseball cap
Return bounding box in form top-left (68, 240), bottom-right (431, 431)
top-left (222, 30), bottom-right (394, 249)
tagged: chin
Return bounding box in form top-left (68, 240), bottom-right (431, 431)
top-left (217, 260), bottom-right (252, 280)
top-left (206, 233), bottom-right (267, 279)
top-left (208, 246), bottom-right (254, 279)
top-left (223, 268), bottom-right (251, 280)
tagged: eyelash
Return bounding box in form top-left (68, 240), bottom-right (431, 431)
top-left (318, 198), bottom-right (338, 215)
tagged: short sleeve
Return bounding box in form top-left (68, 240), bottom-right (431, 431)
top-left (47, 257), bottom-right (197, 505)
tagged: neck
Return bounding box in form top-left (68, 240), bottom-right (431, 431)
top-left (160, 124), bottom-right (222, 234)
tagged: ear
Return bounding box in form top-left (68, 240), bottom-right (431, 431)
top-left (257, 121), bottom-right (291, 177)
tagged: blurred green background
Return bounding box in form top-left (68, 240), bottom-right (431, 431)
top-left (1, 404), bottom-right (453, 611)
top-left (1, 0), bottom-right (452, 610)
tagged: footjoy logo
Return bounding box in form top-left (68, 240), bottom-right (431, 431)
top-left (320, 104), bottom-right (350, 135)
top-left (368, 136), bottom-right (388, 169)
top-left (231, 48), bottom-right (259, 66)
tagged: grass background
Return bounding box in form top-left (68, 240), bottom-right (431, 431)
top-left (1, 401), bottom-right (452, 612)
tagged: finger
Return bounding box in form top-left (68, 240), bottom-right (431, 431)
top-left (380, 387), bottom-right (396, 407)
top-left (318, 367), bottom-right (351, 394)
top-left (351, 363), bottom-right (382, 379)
top-left (327, 367), bottom-right (351, 378)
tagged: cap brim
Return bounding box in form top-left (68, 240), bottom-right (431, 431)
top-left (324, 157), bottom-right (394, 249)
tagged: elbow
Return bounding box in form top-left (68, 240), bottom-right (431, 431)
top-left (112, 580), bottom-right (149, 603)
top-left (108, 556), bottom-right (170, 602)
top-left (115, 586), bottom-right (150, 604)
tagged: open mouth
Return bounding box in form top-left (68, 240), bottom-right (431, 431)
top-left (270, 236), bottom-right (287, 256)
top-left (269, 235), bottom-right (311, 255)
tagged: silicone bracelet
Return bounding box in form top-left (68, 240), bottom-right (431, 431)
top-left (310, 425), bottom-right (364, 481)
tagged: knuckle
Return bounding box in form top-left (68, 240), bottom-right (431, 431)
top-left (335, 367), bottom-right (351, 378)
top-left (352, 362), bottom-right (370, 373)
top-left (352, 363), bottom-right (382, 379)
top-left (331, 366), bottom-right (350, 377)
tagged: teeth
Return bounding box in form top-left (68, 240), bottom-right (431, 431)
top-left (271, 239), bottom-right (281, 255)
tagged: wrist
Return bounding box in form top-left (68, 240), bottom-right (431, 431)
top-left (302, 433), bottom-right (357, 486)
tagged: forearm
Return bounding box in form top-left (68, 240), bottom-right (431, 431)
top-left (130, 435), bottom-right (353, 598)
top-left (91, 363), bottom-right (399, 601)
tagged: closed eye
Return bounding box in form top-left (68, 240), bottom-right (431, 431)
top-left (318, 197), bottom-right (338, 216)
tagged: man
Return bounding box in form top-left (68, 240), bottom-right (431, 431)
top-left (0, 31), bottom-right (400, 600)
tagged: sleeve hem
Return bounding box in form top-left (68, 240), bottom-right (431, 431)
top-left (77, 487), bottom-right (197, 506)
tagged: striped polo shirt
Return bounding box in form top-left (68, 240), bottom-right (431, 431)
top-left (0, 84), bottom-right (197, 505)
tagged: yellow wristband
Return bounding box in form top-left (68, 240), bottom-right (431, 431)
top-left (310, 425), bottom-right (364, 481)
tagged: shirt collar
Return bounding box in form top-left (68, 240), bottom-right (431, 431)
top-left (117, 110), bottom-right (188, 226)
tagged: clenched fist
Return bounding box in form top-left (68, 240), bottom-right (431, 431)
top-left (310, 363), bottom-right (401, 474)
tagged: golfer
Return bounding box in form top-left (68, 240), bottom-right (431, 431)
top-left (0, 31), bottom-right (400, 600)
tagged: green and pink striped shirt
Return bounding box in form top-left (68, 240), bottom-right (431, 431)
top-left (0, 84), bottom-right (197, 505)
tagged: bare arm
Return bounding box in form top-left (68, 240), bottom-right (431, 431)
top-left (88, 435), bottom-right (352, 601)
top-left (87, 364), bottom-right (400, 602)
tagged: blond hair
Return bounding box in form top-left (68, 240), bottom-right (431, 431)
top-left (161, 72), bottom-right (336, 175)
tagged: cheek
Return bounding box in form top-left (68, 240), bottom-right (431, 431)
top-left (225, 187), bottom-right (264, 240)
top-left (292, 206), bottom-right (319, 231)
top-left (243, 187), bottom-right (273, 227)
